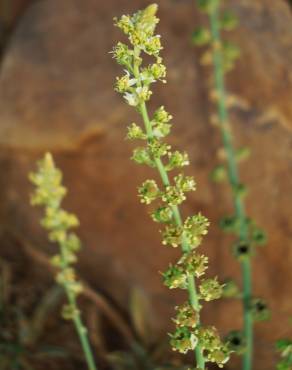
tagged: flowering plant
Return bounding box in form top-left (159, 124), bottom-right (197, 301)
top-left (29, 153), bottom-right (97, 370)
top-left (113, 4), bottom-right (230, 369)
top-left (192, 1), bottom-right (268, 369)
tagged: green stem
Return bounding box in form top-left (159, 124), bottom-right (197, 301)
top-left (71, 296), bottom-right (97, 370)
top-left (139, 98), bottom-right (205, 369)
top-left (207, 6), bottom-right (253, 370)
top-left (242, 260), bottom-right (253, 370)
top-left (132, 46), bottom-right (205, 368)
top-left (60, 245), bottom-right (97, 370)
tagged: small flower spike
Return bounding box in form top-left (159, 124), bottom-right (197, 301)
top-left (30, 153), bottom-right (97, 370)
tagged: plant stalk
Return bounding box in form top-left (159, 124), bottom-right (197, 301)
top-left (140, 100), bottom-right (205, 369)
top-left (60, 245), bottom-right (97, 370)
top-left (207, 6), bottom-right (253, 370)
top-left (132, 45), bottom-right (205, 368)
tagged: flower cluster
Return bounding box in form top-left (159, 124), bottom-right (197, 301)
top-left (30, 153), bottom-right (97, 370)
top-left (196, 326), bottom-right (230, 367)
top-left (113, 4), bottom-right (163, 108)
top-left (161, 214), bottom-right (209, 249)
top-left (199, 278), bottom-right (223, 301)
top-left (29, 153), bottom-right (83, 320)
top-left (169, 322), bottom-right (230, 367)
top-left (113, 4), bottom-right (229, 368)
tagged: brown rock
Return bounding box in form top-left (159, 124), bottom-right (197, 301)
top-left (0, 0), bottom-right (292, 369)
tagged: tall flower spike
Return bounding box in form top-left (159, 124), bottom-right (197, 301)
top-left (29, 153), bottom-right (97, 370)
top-left (113, 5), bottom-right (229, 369)
top-left (192, 1), bottom-right (268, 370)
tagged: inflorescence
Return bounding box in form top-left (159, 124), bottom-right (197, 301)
top-left (113, 4), bottom-right (230, 368)
top-left (29, 153), bottom-right (97, 370)
top-left (192, 1), bottom-right (268, 369)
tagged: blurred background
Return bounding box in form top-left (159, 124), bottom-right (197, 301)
top-left (0, 0), bottom-right (292, 369)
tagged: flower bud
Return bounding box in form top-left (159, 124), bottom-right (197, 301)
top-left (199, 278), bottom-right (223, 301)
top-left (152, 206), bottom-right (173, 223)
top-left (170, 326), bottom-right (198, 354)
top-left (138, 179), bottom-right (160, 204)
top-left (162, 264), bottom-right (187, 289)
top-left (173, 302), bottom-right (199, 328)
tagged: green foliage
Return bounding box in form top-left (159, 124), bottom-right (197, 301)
top-left (113, 4), bottom-right (229, 368)
top-left (276, 339), bottom-right (292, 370)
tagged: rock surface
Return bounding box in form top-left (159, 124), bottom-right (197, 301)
top-left (0, 0), bottom-right (292, 368)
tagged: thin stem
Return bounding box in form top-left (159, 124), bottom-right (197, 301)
top-left (242, 260), bottom-right (253, 370)
top-left (71, 296), bottom-right (97, 370)
top-left (60, 245), bottom-right (97, 370)
top-left (138, 98), bottom-right (205, 368)
top-left (132, 44), bottom-right (205, 367)
top-left (207, 6), bottom-right (253, 370)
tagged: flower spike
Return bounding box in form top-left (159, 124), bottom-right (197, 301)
top-left (113, 5), bottom-right (229, 368)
